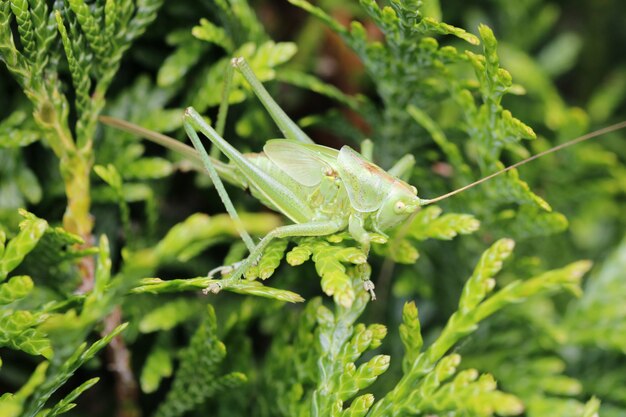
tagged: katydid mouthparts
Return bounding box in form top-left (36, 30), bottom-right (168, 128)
top-left (99, 57), bottom-right (626, 299)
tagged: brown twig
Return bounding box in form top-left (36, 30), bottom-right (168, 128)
top-left (76, 247), bottom-right (96, 293)
top-left (103, 306), bottom-right (140, 417)
top-left (63, 171), bottom-right (139, 416)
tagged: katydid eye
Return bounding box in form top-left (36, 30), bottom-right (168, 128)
top-left (394, 201), bottom-right (406, 213)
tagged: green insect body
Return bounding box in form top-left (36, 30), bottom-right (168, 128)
top-left (184, 103), bottom-right (422, 294)
top-left (100, 56), bottom-right (626, 299)
top-left (157, 56), bottom-right (427, 295)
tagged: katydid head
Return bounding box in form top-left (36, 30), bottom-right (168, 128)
top-left (373, 179), bottom-right (421, 231)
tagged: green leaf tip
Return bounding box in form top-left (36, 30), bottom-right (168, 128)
top-left (0, 275), bottom-right (34, 304)
top-left (140, 347), bottom-right (173, 394)
top-left (228, 280), bottom-right (305, 303)
top-left (582, 397), bottom-right (601, 417)
top-left (0, 211), bottom-right (48, 281)
top-left (133, 277), bottom-right (304, 303)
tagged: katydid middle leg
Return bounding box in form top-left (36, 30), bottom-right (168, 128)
top-left (204, 219), bottom-right (346, 294)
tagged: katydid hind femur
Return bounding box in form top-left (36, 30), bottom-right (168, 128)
top-left (99, 57), bottom-right (626, 299)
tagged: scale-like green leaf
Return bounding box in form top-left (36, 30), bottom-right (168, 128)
top-left (139, 299), bottom-right (200, 333)
top-left (245, 238), bottom-right (288, 280)
top-left (0, 111), bottom-right (39, 148)
top-left (141, 346), bottom-right (173, 393)
top-left (0, 211), bottom-right (47, 281)
top-left (399, 301), bottom-right (423, 372)
top-left (154, 305), bottom-right (247, 417)
top-left (0, 275), bottom-right (33, 305)
top-left (409, 206), bottom-right (480, 241)
top-left (191, 18), bottom-right (233, 51)
top-left (43, 378), bottom-right (99, 417)
top-left (0, 311), bottom-right (53, 358)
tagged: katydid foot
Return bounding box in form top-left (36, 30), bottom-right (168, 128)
top-left (363, 280), bottom-right (376, 301)
top-left (203, 260), bottom-right (250, 295)
top-left (202, 282), bottom-right (223, 295)
top-left (355, 262), bottom-right (376, 301)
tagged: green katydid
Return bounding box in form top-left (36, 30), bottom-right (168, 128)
top-left (100, 57), bottom-right (626, 299)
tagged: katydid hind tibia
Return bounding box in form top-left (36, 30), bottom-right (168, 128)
top-left (99, 57), bottom-right (626, 301)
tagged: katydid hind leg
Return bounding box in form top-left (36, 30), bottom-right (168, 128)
top-left (205, 219), bottom-right (345, 294)
top-left (231, 57), bottom-right (314, 144)
top-left (211, 61), bottom-right (236, 159)
top-left (184, 107), bottom-right (315, 224)
top-left (184, 119), bottom-right (257, 253)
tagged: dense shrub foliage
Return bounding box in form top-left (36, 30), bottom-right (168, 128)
top-left (1, 0), bottom-right (625, 416)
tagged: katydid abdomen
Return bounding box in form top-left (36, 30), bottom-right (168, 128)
top-left (244, 153), bottom-right (333, 221)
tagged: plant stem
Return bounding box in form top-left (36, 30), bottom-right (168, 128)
top-left (59, 149), bottom-right (96, 291)
top-left (104, 306), bottom-right (140, 417)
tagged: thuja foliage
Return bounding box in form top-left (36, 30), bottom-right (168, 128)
top-left (0, 210), bottom-right (126, 416)
top-left (0, 0), bottom-right (162, 240)
top-left (1, 0), bottom-right (625, 416)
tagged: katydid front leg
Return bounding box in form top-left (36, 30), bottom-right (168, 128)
top-left (205, 219), bottom-right (346, 294)
top-left (348, 212), bottom-right (372, 255)
top-left (348, 212), bottom-right (388, 254)
top-left (347, 213), bottom-right (381, 300)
